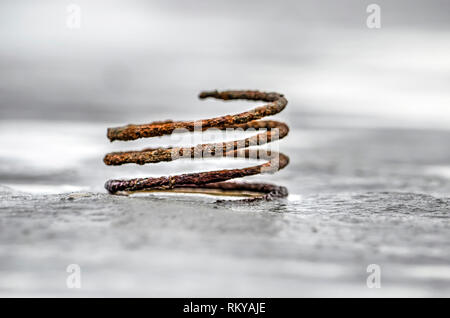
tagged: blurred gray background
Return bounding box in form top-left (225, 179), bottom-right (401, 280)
top-left (1, 0), bottom-right (449, 124)
top-left (0, 0), bottom-right (449, 297)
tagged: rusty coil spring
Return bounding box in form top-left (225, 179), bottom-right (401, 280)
top-left (103, 90), bottom-right (290, 202)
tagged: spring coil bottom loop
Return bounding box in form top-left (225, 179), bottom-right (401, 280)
top-left (103, 90), bottom-right (290, 202)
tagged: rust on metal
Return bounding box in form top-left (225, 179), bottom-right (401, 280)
top-left (104, 90), bottom-right (290, 202)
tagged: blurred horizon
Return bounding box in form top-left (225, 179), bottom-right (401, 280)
top-left (0, 0), bottom-right (449, 129)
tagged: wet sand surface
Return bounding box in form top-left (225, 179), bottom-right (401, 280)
top-left (0, 118), bottom-right (449, 297)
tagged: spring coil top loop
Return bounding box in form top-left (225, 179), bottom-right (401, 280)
top-left (104, 90), bottom-right (290, 202)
